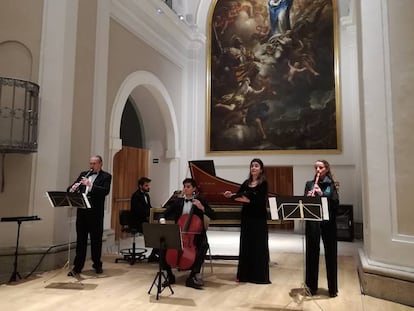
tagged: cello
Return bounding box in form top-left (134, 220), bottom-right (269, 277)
top-left (165, 195), bottom-right (204, 270)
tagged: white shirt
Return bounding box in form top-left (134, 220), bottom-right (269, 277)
top-left (85, 172), bottom-right (98, 194)
top-left (182, 198), bottom-right (193, 215)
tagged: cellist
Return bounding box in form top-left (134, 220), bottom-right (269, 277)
top-left (159, 178), bottom-right (216, 289)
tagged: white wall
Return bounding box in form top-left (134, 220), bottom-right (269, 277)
top-left (359, 0), bottom-right (414, 269)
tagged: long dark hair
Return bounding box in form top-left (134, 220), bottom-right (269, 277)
top-left (248, 158), bottom-right (266, 185)
top-left (315, 159), bottom-right (338, 191)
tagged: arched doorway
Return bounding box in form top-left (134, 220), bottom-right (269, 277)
top-left (111, 98), bottom-right (149, 240)
top-left (108, 71), bottom-right (180, 238)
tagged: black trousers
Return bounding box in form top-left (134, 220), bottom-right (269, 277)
top-left (73, 209), bottom-right (104, 272)
top-left (305, 216), bottom-right (338, 294)
top-left (161, 232), bottom-right (209, 276)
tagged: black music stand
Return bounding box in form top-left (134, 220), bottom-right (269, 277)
top-left (269, 196), bottom-right (327, 309)
top-left (46, 191), bottom-right (91, 210)
top-left (45, 191), bottom-right (90, 273)
top-left (142, 223), bottom-right (182, 300)
top-left (0, 216), bottom-right (41, 283)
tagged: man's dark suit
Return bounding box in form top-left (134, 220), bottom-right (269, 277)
top-left (130, 188), bottom-right (162, 261)
top-left (130, 189), bottom-right (151, 232)
top-left (161, 196), bottom-right (216, 274)
top-left (69, 169), bottom-right (112, 273)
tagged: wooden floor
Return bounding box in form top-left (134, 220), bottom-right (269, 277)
top-left (0, 230), bottom-right (412, 311)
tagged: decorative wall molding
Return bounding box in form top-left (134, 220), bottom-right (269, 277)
top-left (110, 0), bottom-right (205, 65)
top-left (340, 0), bottom-right (357, 29)
top-left (109, 70), bottom-right (180, 160)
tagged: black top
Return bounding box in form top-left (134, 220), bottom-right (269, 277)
top-left (130, 189), bottom-right (152, 224)
top-left (68, 170), bottom-right (112, 217)
top-left (161, 195), bottom-right (216, 230)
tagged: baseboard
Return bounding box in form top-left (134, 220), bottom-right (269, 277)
top-left (358, 249), bottom-right (414, 307)
top-left (0, 229), bottom-right (115, 284)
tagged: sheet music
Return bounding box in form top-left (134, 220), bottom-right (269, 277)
top-left (269, 195), bottom-right (324, 221)
top-left (321, 197), bottom-right (329, 220)
top-left (82, 193), bottom-right (91, 209)
top-left (46, 191), bottom-right (90, 209)
top-left (268, 197), bottom-right (279, 220)
top-left (45, 191), bottom-right (55, 207)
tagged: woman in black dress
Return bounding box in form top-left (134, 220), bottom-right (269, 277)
top-left (224, 158), bottom-right (271, 284)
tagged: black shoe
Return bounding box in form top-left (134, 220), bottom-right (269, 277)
top-left (186, 276), bottom-right (203, 289)
top-left (67, 270), bottom-right (80, 277)
top-left (329, 291), bottom-right (338, 298)
top-left (192, 274), bottom-right (204, 286)
top-left (92, 264), bottom-right (103, 274)
top-left (162, 274), bottom-right (175, 287)
top-left (308, 288), bottom-right (318, 296)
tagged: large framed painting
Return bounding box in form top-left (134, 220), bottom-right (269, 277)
top-left (207, 0), bottom-right (341, 153)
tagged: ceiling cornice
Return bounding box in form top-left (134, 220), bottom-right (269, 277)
top-left (110, 0), bottom-right (206, 66)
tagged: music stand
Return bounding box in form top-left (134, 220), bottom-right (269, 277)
top-left (0, 216), bottom-right (41, 283)
top-left (46, 191), bottom-right (91, 210)
top-left (142, 223), bottom-right (182, 300)
top-left (45, 191), bottom-right (90, 276)
top-left (269, 196), bottom-right (327, 310)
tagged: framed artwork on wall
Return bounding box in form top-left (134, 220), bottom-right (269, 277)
top-left (207, 0), bottom-right (341, 154)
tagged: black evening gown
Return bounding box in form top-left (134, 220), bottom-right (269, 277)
top-left (236, 180), bottom-right (271, 284)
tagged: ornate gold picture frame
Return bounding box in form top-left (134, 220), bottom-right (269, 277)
top-left (206, 0), bottom-right (341, 153)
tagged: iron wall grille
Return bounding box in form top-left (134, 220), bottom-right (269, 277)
top-left (0, 77), bottom-right (39, 153)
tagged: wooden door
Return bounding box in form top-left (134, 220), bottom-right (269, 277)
top-left (266, 166), bottom-right (294, 229)
top-left (266, 166), bottom-right (293, 196)
top-left (111, 146), bottom-right (149, 240)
